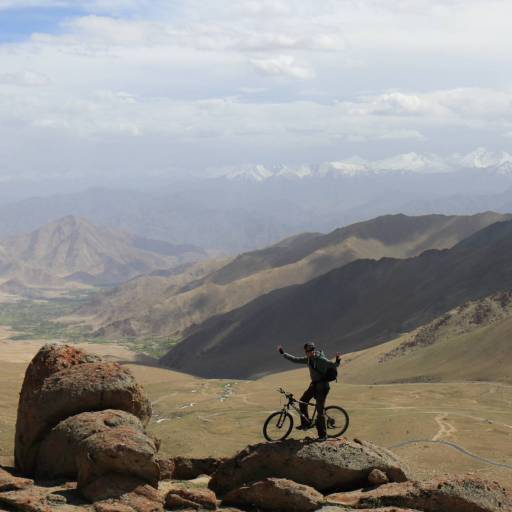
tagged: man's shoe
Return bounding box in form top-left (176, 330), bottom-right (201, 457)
top-left (317, 435), bottom-right (328, 441)
top-left (296, 424), bottom-right (311, 431)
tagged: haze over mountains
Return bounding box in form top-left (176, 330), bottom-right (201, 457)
top-left (1, 148), bottom-right (512, 253)
top-left (0, 216), bottom-right (205, 290)
top-left (161, 217), bottom-right (512, 379)
top-left (80, 212), bottom-right (510, 340)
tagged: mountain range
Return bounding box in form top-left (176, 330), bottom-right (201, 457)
top-left (160, 217), bottom-right (512, 379)
top-left (0, 216), bottom-right (206, 290)
top-left (78, 211), bottom-right (509, 341)
top-left (0, 148), bottom-right (512, 253)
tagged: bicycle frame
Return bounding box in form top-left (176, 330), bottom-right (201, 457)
top-left (279, 393), bottom-right (317, 427)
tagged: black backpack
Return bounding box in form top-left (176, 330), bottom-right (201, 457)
top-left (323, 363), bottom-right (338, 382)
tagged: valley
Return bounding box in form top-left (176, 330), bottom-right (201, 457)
top-left (0, 334), bottom-right (510, 488)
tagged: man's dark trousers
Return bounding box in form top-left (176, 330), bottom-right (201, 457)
top-left (299, 381), bottom-right (330, 437)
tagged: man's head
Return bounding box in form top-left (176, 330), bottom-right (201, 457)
top-left (303, 342), bottom-right (316, 358)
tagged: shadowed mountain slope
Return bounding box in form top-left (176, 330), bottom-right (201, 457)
top-left (84, 212), bottom-right (509, 339)
top-left (160, 219), bottom-right (512, 379)
top-left (0, 216), bottom-right (206, 288)
top-left (340, 291), bottom-right (512, 385)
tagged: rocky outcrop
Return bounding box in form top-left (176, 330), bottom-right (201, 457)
top-left (13, 344), bottom-right (160, 511)
top-left (223, 478), bottom-right (325, 512)
top-left (161, 456), bottom-right (226, 480)
top-left (77, 425), bottom-right (160, 488)
top-left (82, 474), bottom-right (165, 512)
top-left (15, 344), bottom-right (151, 475)
top-left (7, 343), bottom-right (512, 512)
top-left (0, 466), bottom-right (33, 492)
top-left (326, 476), bottom-right (512, 511)
top-left (36, 410), bottom-right (145, 479)
top-left (210, 437), bottom-right (410, 496)
top-left (164, 486), bottom-right (217, 510)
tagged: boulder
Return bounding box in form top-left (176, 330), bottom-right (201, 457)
top-left (82, 474), bottom-right (164, 512)
top-left (0, 466), bottom-right (33, 491)
top-left (36, 410), bottom-right (145, 479)
top-left (15, 344), bottom-right (101, 473)
top-left (210, 437), bottom-right (410, 495)
top-left (223, 478), bottom-right (324, 512)
top-left (326, 475), bottom-right (512, 511)
top-left (16, 361), bottom-right (152, 474)
top-left (172, 456), bottom-right (226, 480)
top-left (77, 425), bottom-right (160, 489)
top-left (165, 487), bottom-right (217, 510)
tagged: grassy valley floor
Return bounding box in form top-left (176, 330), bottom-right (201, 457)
top-left (0, 335), bottom-right (510, 487)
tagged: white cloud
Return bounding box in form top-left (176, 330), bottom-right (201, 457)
top-left (0, 0), bottom-right (512, 180)
top-left (250, 55), bottom-right (314, 79)
top-left (0, 70), bottom-right (49, 86)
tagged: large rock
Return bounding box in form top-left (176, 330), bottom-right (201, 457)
top-left (210, 438), bottom-right (410, 495)
top-left (0, 466), bottom-right (33, 492)
top-left (326, 475), bottom-right (512, 511)
top-left (82, 474), bottom-right (164, 512)
top-left (77, 425), bottom-right (160, 489)
top-left (15, 344), bottom-right (101, 473)
top-left (165, 487), bottom-right (217, 510)
top-left (36, 410), bottom-right (145, 479)
top-left (16, 360), bottom-right (152, 474)
top-left (223, 478), bottom-right (324, 512)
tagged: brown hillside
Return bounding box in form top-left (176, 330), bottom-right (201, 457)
top-left (341, 290), bottom-right (512, 385)
top-left (81, 212), bottom-right (509, 338)
top-left (0, 216), bottom-right (206, 288)
top-left (160, 218), bottom-right (512, 379)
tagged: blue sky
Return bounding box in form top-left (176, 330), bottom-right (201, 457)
top-left (0, 0), bottom-right (511, 184)
top-left (0, 6), bottom-right (84, 42)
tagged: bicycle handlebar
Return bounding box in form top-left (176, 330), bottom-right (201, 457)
top-left (277, 388), bottom-right (294, 400)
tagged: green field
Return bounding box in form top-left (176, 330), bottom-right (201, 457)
top-left (0, 295), bottom-right (179, 358)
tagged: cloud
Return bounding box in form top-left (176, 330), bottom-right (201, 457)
top-left (0, 70), bottom-right (49, 86)
top-left (250, 55), bottom-right (314, 79)
top-left (0, 0), bottom-right (512, 180)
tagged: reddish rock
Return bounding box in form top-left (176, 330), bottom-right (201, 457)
top-left (368, 468), bottom-right (390, 486)
top-left (36, 410), bottom-right (144, 479)
top-left (0, 485), bottom-right (53, 512)
top-left (0, 466), bottom-right (33, 491)
top-left (326, 475), bottom-right (512, 512)
top-left (15, 344), bottom-right (100, 473)
top-left (210, 437), bottom-right (410, 496)
top-left (77, 425), bottom-right (160, 489)
top-left (16, 361), bottom-right (152, 474)
top-left (82, 474), bottom-right (164, 512)
top-left (223, 478), bottom-right (324, 512)
top-left (155, 457), bottom-right (175, 480)
top-left (165, 487), bottom-right (217, 510)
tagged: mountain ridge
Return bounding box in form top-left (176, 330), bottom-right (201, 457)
top-left (160, 218), bottom-right (512, 379)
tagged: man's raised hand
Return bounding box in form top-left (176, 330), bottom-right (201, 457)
top-left (277, 345), bottom-right (284, 354)
top-left (335, 352), bottom-right (342, 362)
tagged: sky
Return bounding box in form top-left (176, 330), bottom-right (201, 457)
top-left (0, 0), bottom-right (512, 185)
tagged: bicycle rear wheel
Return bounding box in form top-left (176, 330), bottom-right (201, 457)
top-left (263, 410), bottom-right (293, 441)
top-left (325, 405), bottom-right (349, 438)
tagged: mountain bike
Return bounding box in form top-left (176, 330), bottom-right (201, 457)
top-left (263, 387), bottom-right (349, 441)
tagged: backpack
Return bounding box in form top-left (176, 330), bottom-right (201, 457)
top-left (323, 363), bottom-right (338, 382)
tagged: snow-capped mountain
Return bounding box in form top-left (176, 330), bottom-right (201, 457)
top-left (213, 147), bottom-right (512, 182)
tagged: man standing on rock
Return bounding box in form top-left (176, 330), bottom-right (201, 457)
top-left (277, 342), bottom-right (341, 440)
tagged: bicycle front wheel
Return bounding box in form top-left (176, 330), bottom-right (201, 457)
top-left (325, 405), bottom-right (349, 438)
top-left (263, 410), bottom-right (293, 441)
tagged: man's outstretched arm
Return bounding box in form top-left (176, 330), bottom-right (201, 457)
top-left (277, 345), bottom-right (308, 364)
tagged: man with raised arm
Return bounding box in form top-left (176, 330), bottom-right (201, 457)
top-left (277, 342), bottom-right (341, 440)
